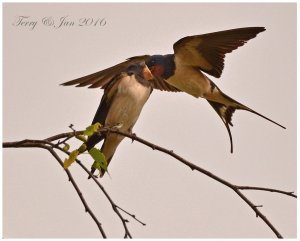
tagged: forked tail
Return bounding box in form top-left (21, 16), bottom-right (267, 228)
top-left (207, 95), bottom-right (285, 153)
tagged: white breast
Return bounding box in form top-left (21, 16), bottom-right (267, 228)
top-left (105, 75), bottom-right (151, 133)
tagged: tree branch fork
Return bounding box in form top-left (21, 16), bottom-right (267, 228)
top-left (3, 127), bottom-right (296, 238)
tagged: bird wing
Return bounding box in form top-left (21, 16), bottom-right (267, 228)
top-left (91, 74), bottom-right (123, 125)
top-left (61, 55), bottom-right (179, 92)
top-left (84, 74), bottom-right (123, 150)
top-left (173, 27), bottom-right (266, 78)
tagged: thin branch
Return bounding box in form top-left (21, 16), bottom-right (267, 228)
top-left (95, 128), bottom-right (296, 238)
top-left (70, 157), bottom-right (134, 239)
top-left (49, 143), bottom-right (145, 238)
top-left (37, 129), bottom-right (298, 197)
top-left (99, 128), bottom-right (297, 200)
top-left (4, 139), bottom-right (142, 239)
top-left (44, 131), bottom-right (84, 142)
top-left (47, 147), bottom-right (107, 238)
top-left (54, 125), bottom-right (80, 146)
top-left (3, 128), bottom-right (296, 238)
top-left (237, 186), bottom-right (296, 198)
top-left (3, 142), bottom-right (107, 238)
top-left (116, 205), bottom-right (146, 226)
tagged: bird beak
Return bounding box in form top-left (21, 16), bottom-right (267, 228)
top-left (143, 65), bottom-right (154, 81)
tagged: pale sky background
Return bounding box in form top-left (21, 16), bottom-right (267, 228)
top-left (3, 3), bottom-right (297, 238)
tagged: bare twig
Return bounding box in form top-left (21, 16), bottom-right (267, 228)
top-left (71, 157), bottom-right (134, 238)
top-left (4, 139), bottom-right (144, 239)
top-left (3, 128), bottom-right (296, 238)
top-left (237, 186), bottom-right (296, 198)
top-left (116, 205), bottom-right (146, 226)
top-left (48, 143), bottom-right (145, 239)
top-left (95, 128), bottom-right (296, 238)
top-left (3, 142), bottom-right (107, 238)
top-left (44, 130), bottom-right (84, 142)
top-left (47, 147), bottom-right (107, 238)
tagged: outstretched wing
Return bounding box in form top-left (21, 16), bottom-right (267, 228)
top-left (173, 27), bottom-right (266, 78)
top-left (61, 55), bottom-right (179, 92)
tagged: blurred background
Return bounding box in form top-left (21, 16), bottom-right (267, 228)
top-left (3, 3), bottom-right (296, 238)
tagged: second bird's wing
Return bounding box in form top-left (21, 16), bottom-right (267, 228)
top-left (61, 55), bottom-right (179, 92)
top-left (173, 27), bottom-right (266, 78)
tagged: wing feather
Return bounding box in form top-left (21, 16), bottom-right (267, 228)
top-left (173, 27), bottom-right (266, 78)
top-left (61, 55), bottom-right (179, 92)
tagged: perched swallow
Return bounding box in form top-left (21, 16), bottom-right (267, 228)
top-left (78, 63), bottom-right (153, 177)
top-left (62, 27), bottom-right (285, 153)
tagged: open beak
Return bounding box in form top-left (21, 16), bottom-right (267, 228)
top-left (143, 65), bottom-right (154, 81)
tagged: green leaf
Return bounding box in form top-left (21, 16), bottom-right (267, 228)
top-left (63, 143), bottom-right (70, 152)
top-left (64, 150), bottom-right (79, 169)
top-left (78, 143), bottom-right (87, 153)
top-left (89, 148), bottom-right (108, 174)
top-left (76, 134), bottom-right (87, 142)
top-left (84, 122), bottom-right (101, 137)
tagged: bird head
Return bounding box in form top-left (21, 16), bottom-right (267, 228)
top-left (146, 54), bottom-right (175, 79)
top-left (127, 63), bottom-right (154, 82)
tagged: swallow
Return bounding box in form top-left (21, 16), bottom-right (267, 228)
top-left (76, 62), bottom-right (154, 177)
top-left (62, 27), bottom-right (285, 153)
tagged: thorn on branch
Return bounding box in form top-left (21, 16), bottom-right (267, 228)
top-left (255, 205), bottom-right (263, 208)
top-left (115, 205), bottom-right (146, 226)
top-left (4, 127), bottom-right (294, 238)
top-left (254, 205), bottom-right (263, 217)
top-left (69, 124), bottom-right (77, 134)
top-left (87, 174), bottom-right (99, 180)
top-left (131, 133), bottom-right (136, 143)
top-left (54, 141), bottom-right (60, 148)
